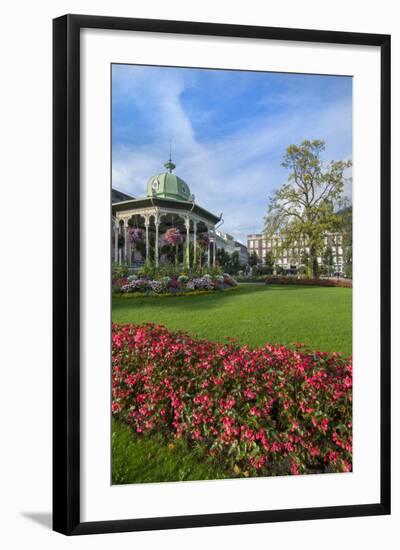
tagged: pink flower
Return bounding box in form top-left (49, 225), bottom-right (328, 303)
top-left (164, 227), bottom-right (182, 245)
top-left (111, 322), bottom-right (352, 477)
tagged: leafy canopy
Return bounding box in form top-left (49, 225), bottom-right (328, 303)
top-left (264, 139), bottom-right (351, 275)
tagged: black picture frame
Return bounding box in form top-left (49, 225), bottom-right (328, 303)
top-left (53, 14), bottom-right (391, 535)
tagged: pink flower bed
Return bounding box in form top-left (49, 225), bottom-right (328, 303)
top-left (112, 323), bottom-right (352, 477)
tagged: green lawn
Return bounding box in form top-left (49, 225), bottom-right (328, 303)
top-left (112, 419), bottom-right (228, 484)
top-left (112, 283), bottom-right (352, 355)
top-left (112, 283), bottom-right (352, 484)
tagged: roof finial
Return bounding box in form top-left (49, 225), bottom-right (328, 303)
top-left (164, 138), bottom-right (176, 173)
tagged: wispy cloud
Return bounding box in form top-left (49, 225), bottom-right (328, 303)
top-left (112, 65), bottom-right (352, 244)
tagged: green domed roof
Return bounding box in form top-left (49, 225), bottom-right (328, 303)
top-left (146, 157), bottom-right (192, 202)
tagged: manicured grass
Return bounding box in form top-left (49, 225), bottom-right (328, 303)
top-left (112, 283), bottom-right (352, 355)
top-left (112, 419), bottom-right (227, 484)
top-left (112, 284), bottom-right (352, 483)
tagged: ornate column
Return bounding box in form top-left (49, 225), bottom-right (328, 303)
top-left (118, 222), bottom-right (122, 264)
top-left (155, 215), bottom-right (159, 268)
top-left (145, 216), bottom-right (150, 264)
top-left (126, 223), bottom-right (132, 266)
top-left (114, 220), bottom-right (118, 263)
top-left (213, 229), bottom-right (216, 267)
top-left (207, 236), bottom-right (211, 266)
top-left (193, 221), bottom-right (197, 265)
top-left (124, 221), bottom-right (128, 264)
top-left (185, 216), bottom-right (190, 268)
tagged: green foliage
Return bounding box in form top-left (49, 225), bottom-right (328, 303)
top-left (251, 264), bottom-right (273, 276)
top-left (265, 139), bottom-right (352, 278)
top-left (345, 259), bottom-right (352, 279)
top-left (264, 251), bottom-right (274, 274)
top-left (112, 262), bottom-right (130, 280)
top-left (338, 206), bottom-right (352, 279)
top-left (297, 265), bottom-right (308, 276)
top-left (136, 262), bottom-right (224, 280)
top-left (248, 250), bottom-right (259, 266)
top-left (203, 265), bottom-right (224, 277)
top-left (322, 246), bottom-right (334, 276)
top-left (216, 249), bottom-right (242, 275)
top-left (235, 275), bottom-right (267, 283)
top-left (299, 250), bottom-right (312, 278)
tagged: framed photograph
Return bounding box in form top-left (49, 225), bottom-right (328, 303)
top-left (53, 14), bottom-right (390, 535)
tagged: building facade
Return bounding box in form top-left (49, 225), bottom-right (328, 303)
top-left (234, 241), bottom-right (249, 266)
top-left (214, 230), bottom-right (248, 265)
top-left (247, 232), bottom-right (345, 273)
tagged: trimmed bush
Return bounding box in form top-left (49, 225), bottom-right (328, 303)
top-left (264, 276), bottom-right (352, 288)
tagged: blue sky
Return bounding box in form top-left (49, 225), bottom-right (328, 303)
top-left (112, 64), bottom-right (352, 244)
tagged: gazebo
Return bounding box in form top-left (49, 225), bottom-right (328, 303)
top-left (112, 156), bottom-right (222, 268)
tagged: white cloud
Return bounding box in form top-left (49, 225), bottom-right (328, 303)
top-left (112, 67), bottom-right (352, 244)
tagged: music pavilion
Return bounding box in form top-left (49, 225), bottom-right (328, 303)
top-left (112, 156), bottom-right (222, 268)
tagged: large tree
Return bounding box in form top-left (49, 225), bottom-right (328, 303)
top-left (338, 205), bottom-right (352, 278)
top-left (264, 139), bottom-right (351, 278)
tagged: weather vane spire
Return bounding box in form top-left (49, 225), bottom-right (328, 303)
top-left (164, 138), bottom-right (176, 173)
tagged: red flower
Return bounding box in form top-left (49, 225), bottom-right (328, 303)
top-left (111, 323), bottom-right (352, 477)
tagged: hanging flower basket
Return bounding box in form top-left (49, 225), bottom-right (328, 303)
top-left (164, 227), bottom-right (182, 245)
top-left (129, 227), bottom-right (144, 243)
top-left (197, 232), bottom-right (210, 249)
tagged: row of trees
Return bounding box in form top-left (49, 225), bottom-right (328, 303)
top-left (264, 140), bottom-right (352, 278)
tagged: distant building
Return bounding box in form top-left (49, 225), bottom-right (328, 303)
top-left (214, 230), bottom-right (248, 266)
top-left (214, 230), bottom-right (237, 255)
top-left (234, 241), bottom-right (249, 266)
top-left (247, 232), bottom-right (345, 273)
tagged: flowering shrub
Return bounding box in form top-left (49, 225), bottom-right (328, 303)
top-left (120, 279), bottom-right (151, 292)
top-left (148, 280), bottom-right (164, 293)
top-left (119, 274), bottom-right (237, 295)
top-left (186, 276), bottom-right (216, 291)
top-left (112, 277), bottom-right (129, 291)
top-left (112, 323), bottom-right (352, 477)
